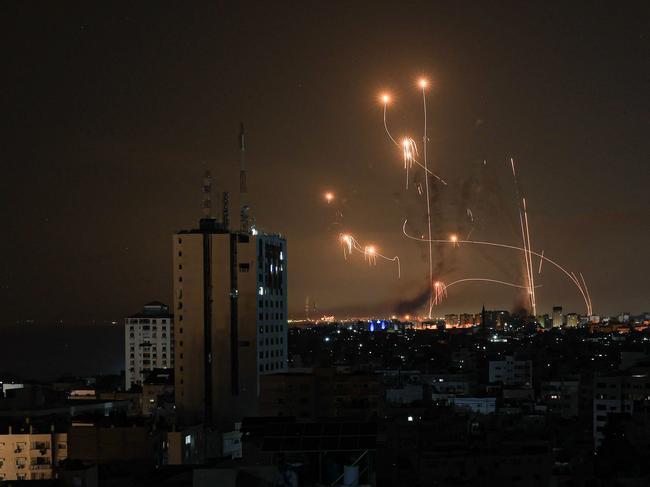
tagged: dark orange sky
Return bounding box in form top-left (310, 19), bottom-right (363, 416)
top-left (1, 1), bottom-right (648, 323)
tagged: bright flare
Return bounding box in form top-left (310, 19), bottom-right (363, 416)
top-left (364, 245), bottom-right (377, 266)
top-left (418, 78), bottom-right (428, 89)
top-left (380, 93), bottom-right (391, 104)
top-left (325, 192), bottom-right (334, 203)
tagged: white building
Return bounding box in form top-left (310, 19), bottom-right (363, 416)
top-left (0, 427), bottom-right (67, 481)
top-left (125, 302), bottom-right (174, 390)
top-left (489, 356), bottom-right (532, 387)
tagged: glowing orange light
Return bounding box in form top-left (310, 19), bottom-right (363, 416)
top-left (325, 192), bottom-right (334, 203)
top-left (434, 281), bottom-right (440, 287)
top-left (405, 314), bottom-right (411, 321)
top-left (450, 234), bottom-right (458, 243)
top-left (380, 93), bottom-right (391, 104)
top-left (366, 245), bottom-right (376, 255)
top-left (418, 78), bottom-right (428, 89)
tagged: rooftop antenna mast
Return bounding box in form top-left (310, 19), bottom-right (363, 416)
top-left (239, 123), bottom-right (250, 232)
top-left (202, 169), bottom-right (212, 218)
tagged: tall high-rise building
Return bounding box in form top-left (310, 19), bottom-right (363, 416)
top-left (125, 302), bottom-right (174, 390)
top-left (552, 306), bottom-right (563, 328)
top-left (173, 218), bottom-right (288, 427)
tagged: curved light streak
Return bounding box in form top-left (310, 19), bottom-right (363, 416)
top-left (402, 220), bottom-right (593, 315)
top-left (339, 233), bottom-right (401, 278)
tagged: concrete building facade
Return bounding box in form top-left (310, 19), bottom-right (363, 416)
top-left (173, 218), bottom-right (287, 427)
top-left (0, 428), bottom-right (67, 481)
top-left (124, 302), bottom-right (174, 390)
top-left (489, 356), bottom-right (533, 387)
top-left (552, 306), bottom-right (563, 328)
top-left (593, 369), bottom-right (650, 448)
top-left (565, 313), bottom-right (579, 328)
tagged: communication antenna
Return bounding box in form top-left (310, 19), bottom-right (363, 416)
top-left (239, 123), bottom-right (250, 232)
top-left (202, 169), bottom-right (212, 218)
top-left (222, 191), bottom-right (230, 230)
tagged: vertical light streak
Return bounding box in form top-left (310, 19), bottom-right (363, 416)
top-left (421, 81), bottom-right (434, 318)
top-left (523, 197), bottom-right (536, 315)
top-left (580, 272), bottom-right (593, 315)
top-left (511, 158), bottom-right (536, 316)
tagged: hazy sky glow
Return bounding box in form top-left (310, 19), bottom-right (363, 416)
top-left (1, 2), bottom-right (648, 324)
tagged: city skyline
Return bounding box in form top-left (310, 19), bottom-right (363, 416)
top-left (1, 3), bottom-right (649, 485)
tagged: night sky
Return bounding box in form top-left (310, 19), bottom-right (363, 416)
top-left (2, 1), bottom-right (649, 329)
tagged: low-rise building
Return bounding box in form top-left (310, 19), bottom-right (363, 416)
top-left (448, 397), bottom-right (496, 415)
top-left (142, 369), bottom-right (174, 417)
top-left (0, 425), bottom-right (67, 481)
top-left (489, 356), bottom-right (533, 387)
top-left (260, 368), bottom-right (381, 420)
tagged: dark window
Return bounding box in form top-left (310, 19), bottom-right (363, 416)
top-left (239, 263), bottom-right (250, 272)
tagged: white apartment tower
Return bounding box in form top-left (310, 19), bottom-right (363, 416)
top-left (125, 302), bottom-right (174, 390)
